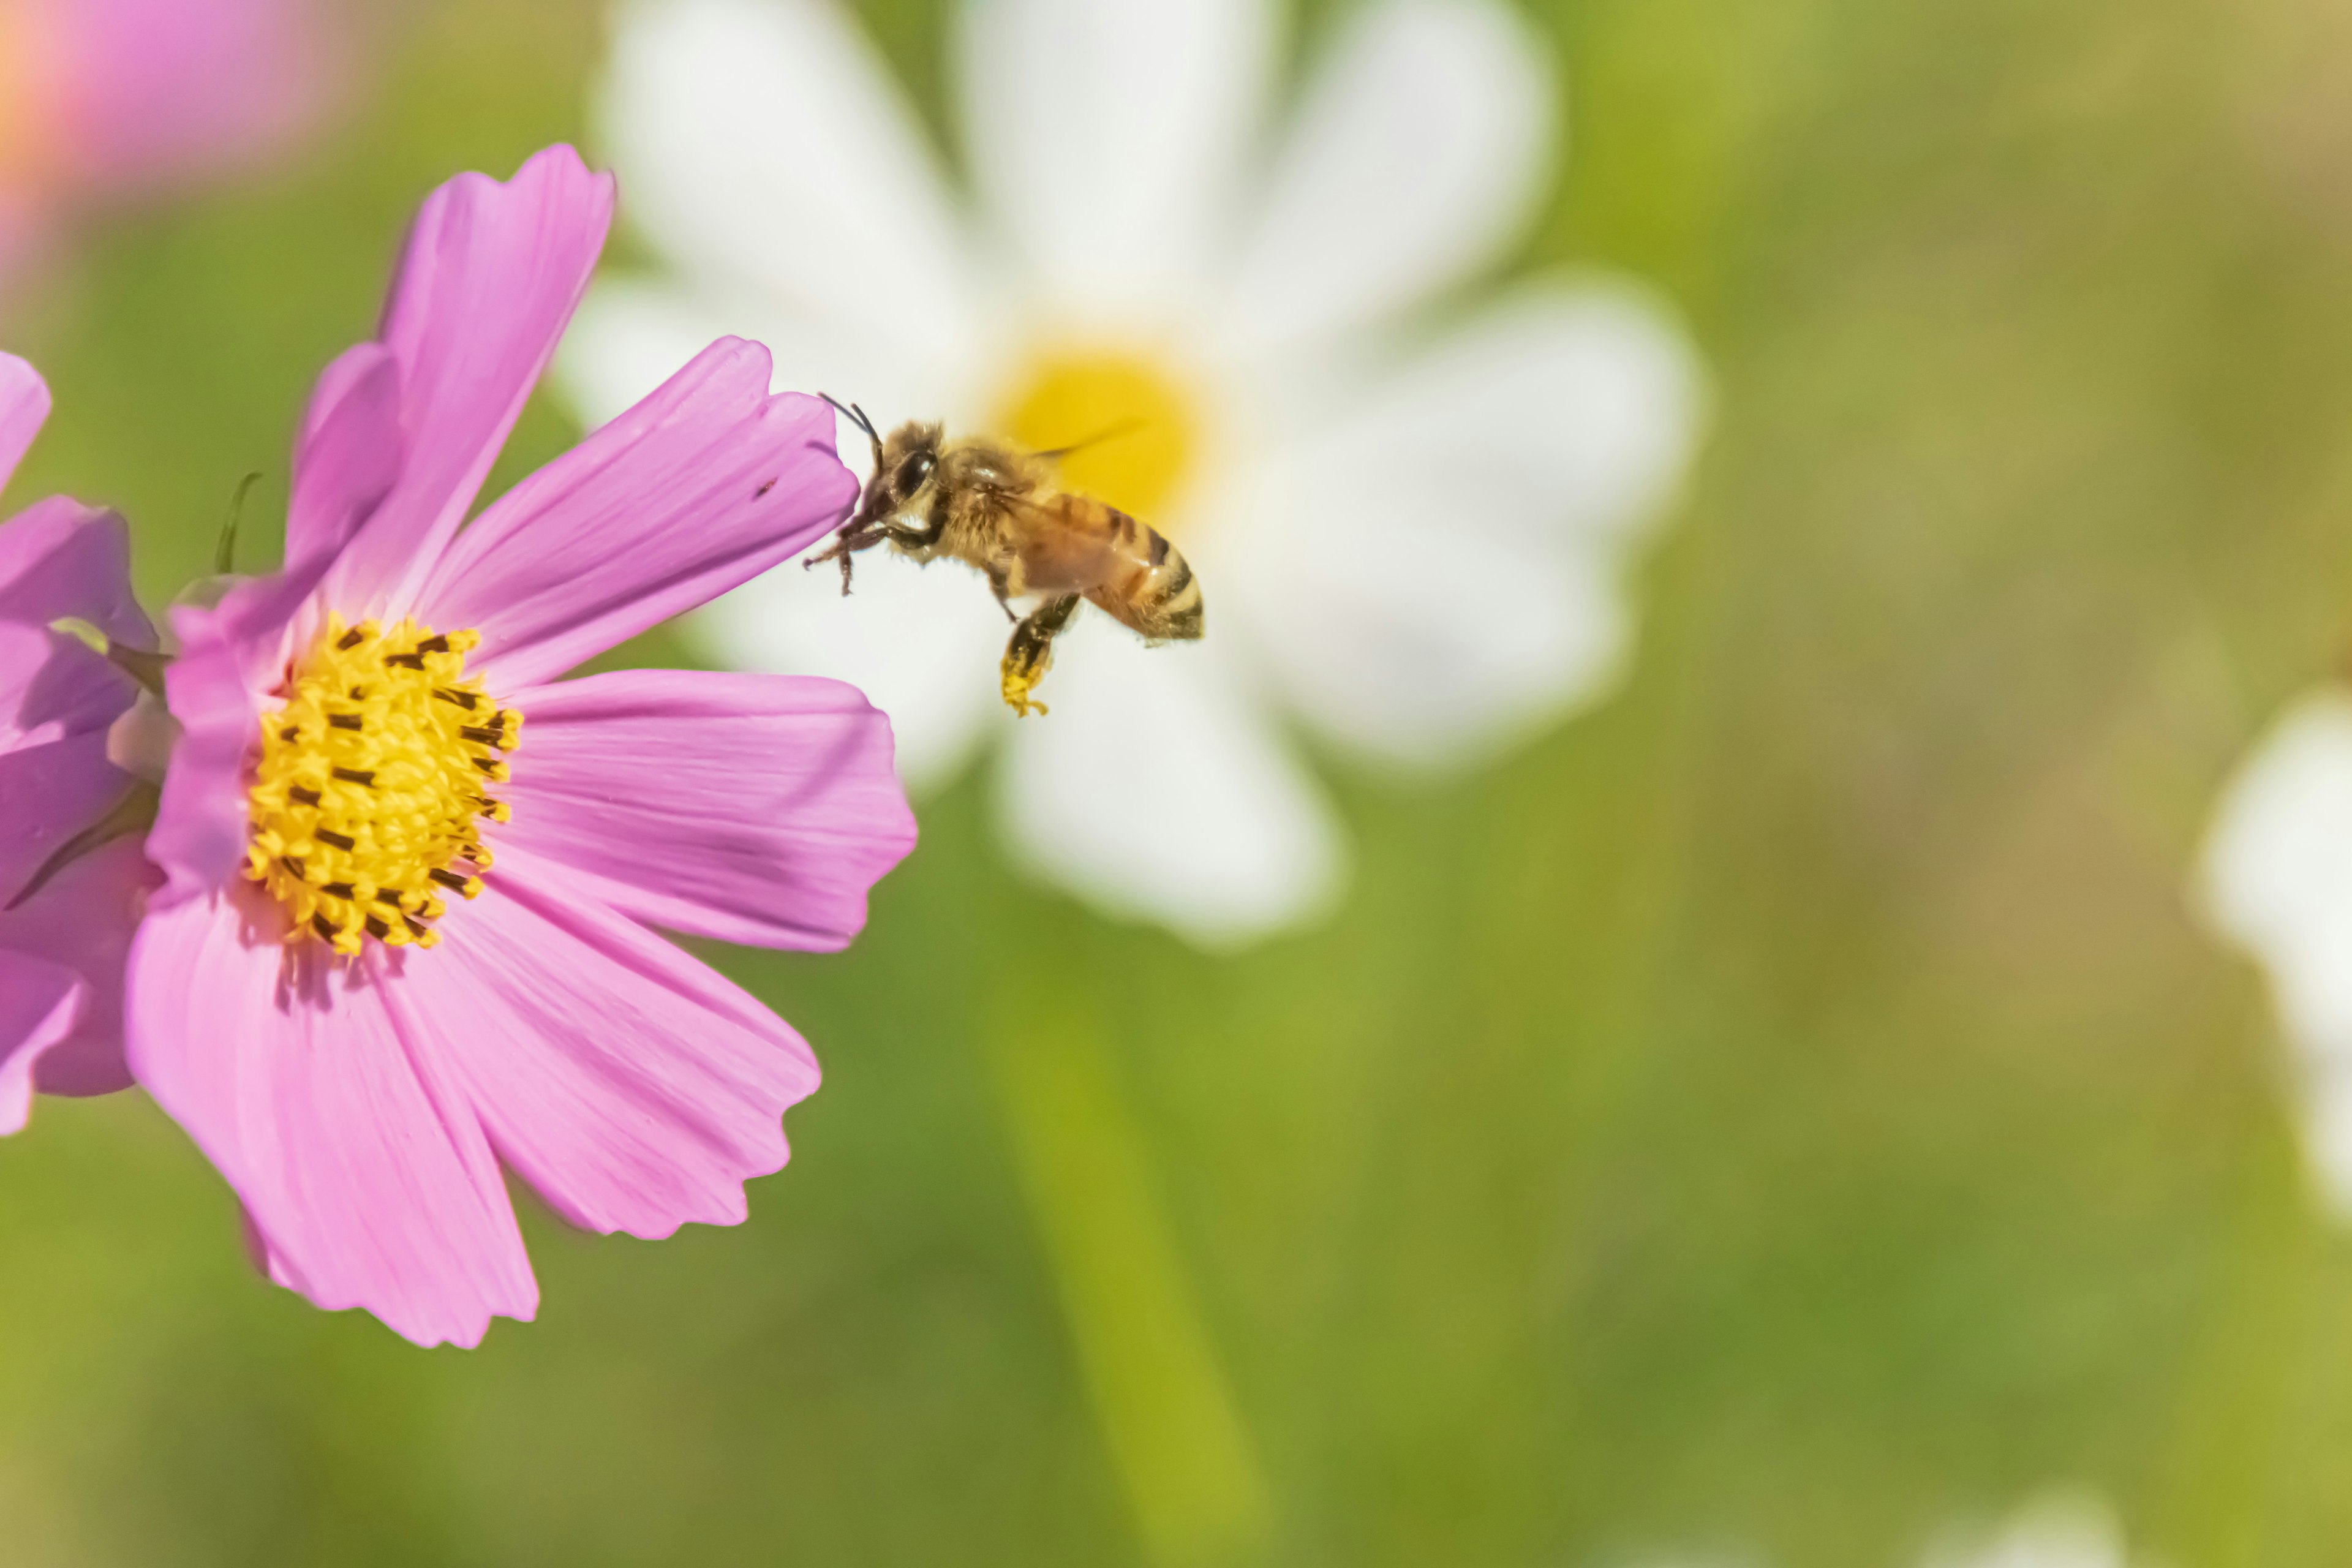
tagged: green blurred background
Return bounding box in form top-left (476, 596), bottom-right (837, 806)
top-left (5, 0), bottom-right (2351, 1561)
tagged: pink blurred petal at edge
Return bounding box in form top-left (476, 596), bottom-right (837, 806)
top-left (0, 952), bottom-right (83, 1134)
top-left (0, 500), bottom-right (153, 744)
top-left (386, 844), bottom-right (822, 1238)
top-left (415, 339), bottom-right (856, 689)
top-left (0, 353), bottom-right (51, 488)
top-left (0, 360), bottom-right (159, 1110)
top-left (0, 663), bottom-right (121, 890)
top-left (51, 0), bottom-right (339, 194)
top-left (0, 665), bottom-right (150, 1096)
top-left (0, 840), bottom-right (156, 1098)
top-left (323, 145), bottom-right (615, 615)
top-left (125, 885), bottom-right (540, 1349)
top-left (0, 502), bottom-right (148, 639)
top-left (498, 669), bottom-right (915, 951)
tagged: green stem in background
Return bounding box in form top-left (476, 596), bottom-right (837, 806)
top-left (2151, 1116), bottom-right (2328, 1567)
top-left (987, 982), bottom-right (1270, 1567)
top-left (217, 469), bottom-right (263, 575)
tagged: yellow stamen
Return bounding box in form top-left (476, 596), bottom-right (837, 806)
top-left (995, 347), bottom-right (1199, 522)
top-left (244, 616), bottom-right (517, 956)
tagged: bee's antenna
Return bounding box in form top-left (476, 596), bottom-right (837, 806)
top-left (216, 470), bottom-right (263, 575)
top-left (820, 391), bottom-right (883, 450)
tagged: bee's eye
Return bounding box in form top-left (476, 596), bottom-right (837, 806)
top-left (897, 453), bottom-right (937, 494)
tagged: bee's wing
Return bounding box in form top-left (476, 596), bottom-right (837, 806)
top-left (1030, 418), bottom-right (1145, 464)
top-left (1002, 491), bottom-right (1124, 595)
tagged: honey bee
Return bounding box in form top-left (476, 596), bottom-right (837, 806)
top-left (807, 399), bottom-right (1204, 715)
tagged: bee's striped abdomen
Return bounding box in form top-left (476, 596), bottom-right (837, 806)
top-left (1082, 505), bottom-right (1202, 642)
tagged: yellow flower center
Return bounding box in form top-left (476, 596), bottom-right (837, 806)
top-left (994, 347), bottom-right (1200, 524)
top-left (244, 617), bottom-right (518, 956)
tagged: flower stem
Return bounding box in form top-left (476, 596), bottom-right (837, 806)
top-left (986, 982), bottom-right (1270, 1566)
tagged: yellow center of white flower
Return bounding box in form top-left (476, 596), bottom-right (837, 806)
top-left (995, 347), bottom-right (1201, 524)
top-left (244, 617), bottom-right (518, 956)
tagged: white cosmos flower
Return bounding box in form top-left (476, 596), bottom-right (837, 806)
top-left (560, 0), bottom-right (1705, 947)
top-left (1921, 1491), bottom-right (2133, 1568)
top-left (2203, 690), bottom-right (2352, 1216)
top-left (1601, 1491), bottom-right (2134, 1568)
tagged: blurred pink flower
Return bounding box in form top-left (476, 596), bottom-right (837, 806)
top-left (0, 0), bottom-right (338, 273)
top-left (129, 146), bottom-right (917, 1348)
top-left (0, 352), bottom-right (159, 1130)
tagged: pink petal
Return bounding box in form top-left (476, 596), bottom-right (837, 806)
top-left (150, 606), bottom-right (266, 897)
top-left (0, 492), bottom-right (158, 1107)
top-left (0, 505), bottom-right (154, 799)
top-left (413, 341), bottom-right (855, 689)
top-left (0, 497), bottom-right (152, 944)
top-left (0, 837), bottom-right (156, 1099)
top-left (497, 670), bottom-right (915, 951)
top-left (0, 499), bottom-right (153, 668)
top-left (0, 353), bottom-right (51, 492)
top-left (0, 720), bottom-right (123, 899)
top-left (0, 505), bottom-right (151, 780)
top-left (322, 146), bottom-right (616, 616)
top-left (395, 843), bottom-right (821, 1239)
top-left (284, 341), bottom-right (402, 567)
top-left (0, 952), bottom-right (83, 1135)
top-left (125, 884), bottom-right (538, 1348)
top-left (149, 558), bottom-right (326, 895)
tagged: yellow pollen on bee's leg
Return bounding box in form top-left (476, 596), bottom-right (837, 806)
top-left (244, 615), bottom-right (516, 956)
top-left (1001, 665), bottom-right (1049, 718)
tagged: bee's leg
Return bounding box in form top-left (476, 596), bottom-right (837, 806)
top-left (1001, 595), bottom-right (1081, 717)
top-left (987, 569), bottom-right (1020, 624)
top-left (804, 522), bottom-right (888, 596)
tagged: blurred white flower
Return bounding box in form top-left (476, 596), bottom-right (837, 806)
top-left (2203, 690), bottom-right (2352, 1215)
top-left (562, 0), bottom-right (1704, 947)
top-left (1586, 1493), bottom-right (2133, 1568)
top-left (1921, 1490), bottom-right (2133, 1568)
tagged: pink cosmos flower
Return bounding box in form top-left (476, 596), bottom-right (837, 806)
top-left (0, 352), bottom-right (158, 1131)
top-left (128, 145), bottom-right (918, 1348)
top-left (0, 0), bottom-right (338, 276)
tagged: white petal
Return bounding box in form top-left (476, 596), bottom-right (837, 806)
top-left (2202, 692), bottom-right (2352, 1218)
top-left (690, 549), bottom-right (1008, 793)
top-left (558, 280), bottom-right (736, 426)
top-left (2302, 1072), bottom-right (2352, 1225)
top-left (557, 277), bottom-right (944, 432)
top-left (1221, 0), bottom-right (1553, 355)
top-left (1227, 281), bottom-right (1703, 769)
top-left (957, 0), bottom-right (1272, 318)
top-left (600, 0), bottom-right (979, 360)
top-left (997, 614), bottom-right (1342, 948)
top-left (1922, 1491), bottom-right (2128, 1568)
